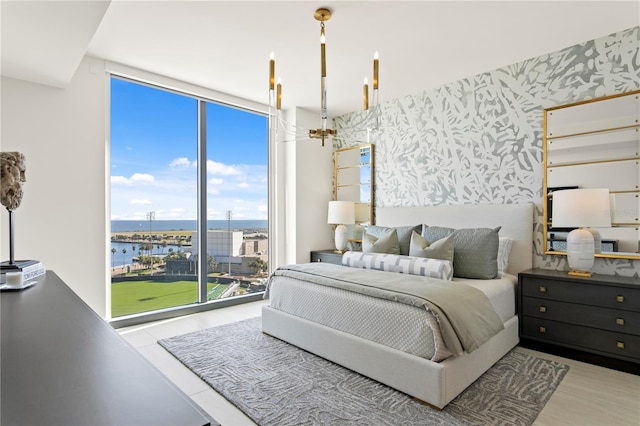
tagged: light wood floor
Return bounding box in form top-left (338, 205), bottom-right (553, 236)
top-left (119, 300), bottom-right (640, 426)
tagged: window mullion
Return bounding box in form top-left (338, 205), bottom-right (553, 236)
top-left (197, 100), bottom-right (208, 303)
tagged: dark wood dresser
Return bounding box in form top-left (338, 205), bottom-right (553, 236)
top-left (1, 271), bottom-right (217, 426)
top-left (518, 268), bottom-right (640, 372)
top-left (310, 249), bottom-right (344, 265)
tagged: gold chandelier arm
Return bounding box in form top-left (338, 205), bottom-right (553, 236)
top-left (273, 111), bottom-right (318, 135)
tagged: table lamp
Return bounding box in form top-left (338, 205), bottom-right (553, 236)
top-left (552, 188), bottom-right (611, 277)
top-left (328, 201), bottom-right (355, 252)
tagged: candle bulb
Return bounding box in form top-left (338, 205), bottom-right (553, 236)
top-left (320, 27), bottom-right (327, 78)
top-left (269, 52), bottom-right (275, 90)
top-left (363, 77), bottom-right (369, 110)
top-left (373, 51), bottom-right (379, 90)
top-left (276, 78), bottom-right (282, 110)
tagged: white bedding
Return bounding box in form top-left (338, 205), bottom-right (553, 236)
top-left (453, 273), bottom-right (516, 322)
top-left (267, 270), bottom-right (516, 362)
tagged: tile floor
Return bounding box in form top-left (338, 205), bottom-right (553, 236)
top-left (119, 300), bottom-right (640, 426)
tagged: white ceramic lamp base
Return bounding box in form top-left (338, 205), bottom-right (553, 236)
top-left (566, 228), bottom-right (595, 276)
top-left (587, 228), bottom-right (602, 253)
top-left (334, 224), bottom-right (349, 252)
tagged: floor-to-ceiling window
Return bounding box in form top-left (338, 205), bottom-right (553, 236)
top-left (110, 76), bottom-right (268, 319)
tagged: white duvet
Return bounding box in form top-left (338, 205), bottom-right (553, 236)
top-left (267, 272), bottom-right (516, 362)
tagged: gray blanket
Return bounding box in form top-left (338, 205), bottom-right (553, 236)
top-left (266, 262), bottom-right (505, 354)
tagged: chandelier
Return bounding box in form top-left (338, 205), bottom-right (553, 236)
top-left (268, 7), bottom-right (380, 146)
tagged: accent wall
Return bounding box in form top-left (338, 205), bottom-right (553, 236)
top-left (335, 26), bottom-right (640, 277)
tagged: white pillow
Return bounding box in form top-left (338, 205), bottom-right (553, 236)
top-left (342, 251), bottom-right (453, 281)
top-left (497, 237), bottom-right (513, 277)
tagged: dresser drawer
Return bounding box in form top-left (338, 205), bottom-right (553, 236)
top-left (521, 277), bottom-right (640, 311)
top-left (522, 317), bottom-right (640, 362)
top-left (522, 297), bottom-right (640, 336)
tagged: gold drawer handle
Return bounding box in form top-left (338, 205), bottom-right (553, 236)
top-left (617, 341), bottom-right (625, 349)
top-left (539, 306), bottom-right (547, 313)
top-left (616, 295), bottom-right (625, 303)
top-left (539, 326), bottom-right (546, 333)
top-left (539, 286), bottom-right (547, 293)
top-left (616, 318), bottom-right (625, 326)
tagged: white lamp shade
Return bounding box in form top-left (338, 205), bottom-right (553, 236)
top-left (552, 188), bottom-right (611, 228)
top-left (327, 201), bottom-right (355, 225)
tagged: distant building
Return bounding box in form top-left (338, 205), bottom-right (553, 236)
top-left (191, 230), bottom-right (243, 261)
top-left (189, 230), bottom-right (268, 274)
top-left (242, 239), bottom-right (268, 255)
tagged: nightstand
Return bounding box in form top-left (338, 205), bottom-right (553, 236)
top-left (310, 250), bottom-right (344, 265)
top-left (518, 268), bottom-right (640, 370)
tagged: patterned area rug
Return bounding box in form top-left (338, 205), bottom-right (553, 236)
top-left (159, 317), bottom-right (568, 426)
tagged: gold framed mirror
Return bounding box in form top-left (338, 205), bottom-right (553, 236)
top-left (543, 90), bottom-right (640, 260)
top-left (334, 144), bottom-right (374, 225)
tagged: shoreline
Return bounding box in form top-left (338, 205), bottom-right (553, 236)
top-left (111, 228), bottom-right (268, 235)
top-left (111, 219), bottom-right (268, 234)
top-left (111, 229), bottom-right (267, 243)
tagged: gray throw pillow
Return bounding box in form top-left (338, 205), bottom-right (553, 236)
top-left (365, 225), bottom-right (420, 255)
top-left (421, 225), bottom-right (501, 279)
top-left (409, 231), bottom-right (454, 263)
top-left (362, 229), bottom-right (400, 254)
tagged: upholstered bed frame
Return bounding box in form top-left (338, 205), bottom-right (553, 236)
top-left (262, 203), bottom-right (534, 409)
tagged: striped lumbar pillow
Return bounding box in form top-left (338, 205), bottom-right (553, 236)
top-left (342, 251), bottom-right (453, 281)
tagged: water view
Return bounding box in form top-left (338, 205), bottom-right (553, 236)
top-left (111, 219), bottom-right (268, 233)
top-left (110, 220), bottom-right (268, 267)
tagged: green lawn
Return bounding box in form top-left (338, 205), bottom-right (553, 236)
top-left (111, 280), bottom-right (228, 317)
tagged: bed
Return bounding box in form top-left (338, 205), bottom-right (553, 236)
top-left (262, 203), bottom-right (534, 409)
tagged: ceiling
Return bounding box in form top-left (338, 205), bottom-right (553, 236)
top-left (2, 1), bottom-right (639, 116)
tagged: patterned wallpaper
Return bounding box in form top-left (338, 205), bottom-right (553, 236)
top-left (334, 26), bottom-right (640, 277)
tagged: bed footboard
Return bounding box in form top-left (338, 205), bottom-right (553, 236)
top-left (261, 306), bottom-right (518, 408)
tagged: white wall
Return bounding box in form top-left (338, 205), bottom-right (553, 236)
top-left (277, 107), bottom-right (334, 265)
top-left (293, 108), bottom-right (334, 262)
top-left (1, 56), bottom-right (108, 316)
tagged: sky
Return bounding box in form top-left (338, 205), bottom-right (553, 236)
top-left (110, 77), bottom-right (268, 221)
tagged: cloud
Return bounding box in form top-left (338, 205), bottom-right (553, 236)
top-left (161, 208), bottom-right (187, 219)
top-left (207, 160), bottom-right (241, 176)
top-left (111, 176), bottom-right (129, 185)
top-left (111, 163), bottom-right (269, 221)
top-left (169, 157), bottom-right (194, 168)
top-left (131, 173), bottom-right (155, 183)
top-left (112, 173), bottom-right (156, 185)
